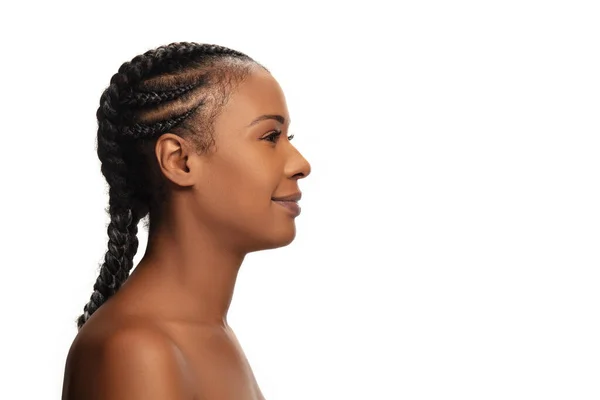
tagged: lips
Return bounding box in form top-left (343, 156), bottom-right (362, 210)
top-left (271, 192), bottom-right (302, 202)
top-left (272, 199), bottom-right (301, 217)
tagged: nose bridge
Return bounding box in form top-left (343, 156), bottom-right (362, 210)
top-left (284, 142), bottom-right (311, 179)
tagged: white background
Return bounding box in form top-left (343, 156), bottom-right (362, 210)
top-left (1, 0), bottom-right (598, 399)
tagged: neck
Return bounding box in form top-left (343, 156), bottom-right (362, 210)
top-left (126, 209), bottom-right (247, 328)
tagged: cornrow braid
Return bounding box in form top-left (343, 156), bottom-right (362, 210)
top-left (120, 79), bottom-right (206, 108)
top-left (121, 105), bottom-right (201, 138)
top-left (76, 42), bottom-right (261, 330)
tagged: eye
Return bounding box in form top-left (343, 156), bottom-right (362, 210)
top-left (263, 130), bottom-right (295, 144)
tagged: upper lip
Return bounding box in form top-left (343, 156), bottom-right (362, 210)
top-left (272, 192), bottom-right (302, 202)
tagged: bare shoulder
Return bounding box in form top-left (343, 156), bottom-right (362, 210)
top-left (62, 321), bottom-right (194, 400)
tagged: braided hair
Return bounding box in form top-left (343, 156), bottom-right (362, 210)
top-left (76, 42), bottom-right (264, 330)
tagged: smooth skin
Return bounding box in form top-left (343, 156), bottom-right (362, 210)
top-left (62, 66), bottom-right (311, 400)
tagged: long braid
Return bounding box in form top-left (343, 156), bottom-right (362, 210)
top-left (76, 42), bottom-right (260, 330)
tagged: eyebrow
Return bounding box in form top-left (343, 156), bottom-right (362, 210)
top-left (246, 114), bottom-right (289, 127)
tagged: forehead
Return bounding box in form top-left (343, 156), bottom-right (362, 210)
top-left (216, 68), bottom-right (290, 130)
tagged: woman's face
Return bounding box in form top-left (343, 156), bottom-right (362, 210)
top-left (187, 67), bottom-right (312, 252)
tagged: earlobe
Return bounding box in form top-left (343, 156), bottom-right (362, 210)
top-left (155, 133), bottom-right (196, 187)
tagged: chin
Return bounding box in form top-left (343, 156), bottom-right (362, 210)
top-left (271, 227), bottom-right (297, 249)
top-left (248, 224), bottom-right (297, 253)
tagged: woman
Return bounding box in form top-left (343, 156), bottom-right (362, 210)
top-left (61, 41), bottom-right (311, 399)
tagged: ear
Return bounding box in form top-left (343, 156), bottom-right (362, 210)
top-left (154, 133), bottom-right (198, 188)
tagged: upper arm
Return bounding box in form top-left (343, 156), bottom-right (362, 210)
top-left (81, 328), bottom-right (193, 399)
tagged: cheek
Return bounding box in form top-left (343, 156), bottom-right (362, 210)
top-left (202, 154), bottom-right (277, 217)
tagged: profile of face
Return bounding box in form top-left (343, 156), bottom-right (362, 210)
top-left (158, 66), bottom-right (311, 254)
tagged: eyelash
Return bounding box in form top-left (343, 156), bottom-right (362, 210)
top-left (263, 129), bottom-right (294, 144)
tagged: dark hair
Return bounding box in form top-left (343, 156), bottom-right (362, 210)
top-left (76, 42), bottom-right (264, 330)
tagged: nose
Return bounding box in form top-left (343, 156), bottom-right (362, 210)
top-left (285, 145), bottom-right (311, 180)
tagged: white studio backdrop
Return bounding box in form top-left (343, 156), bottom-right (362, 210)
top-left (0, 0), bottom-right (598, 399)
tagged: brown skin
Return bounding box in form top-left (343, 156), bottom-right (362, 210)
top-left (62, 67), bottom-right (311, 399)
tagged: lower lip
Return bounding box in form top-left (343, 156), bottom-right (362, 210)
top-left (272, 200), bottom-right (301, 217)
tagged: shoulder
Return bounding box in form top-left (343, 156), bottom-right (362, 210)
top-left (63, 321), bottom-right (194, 399)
